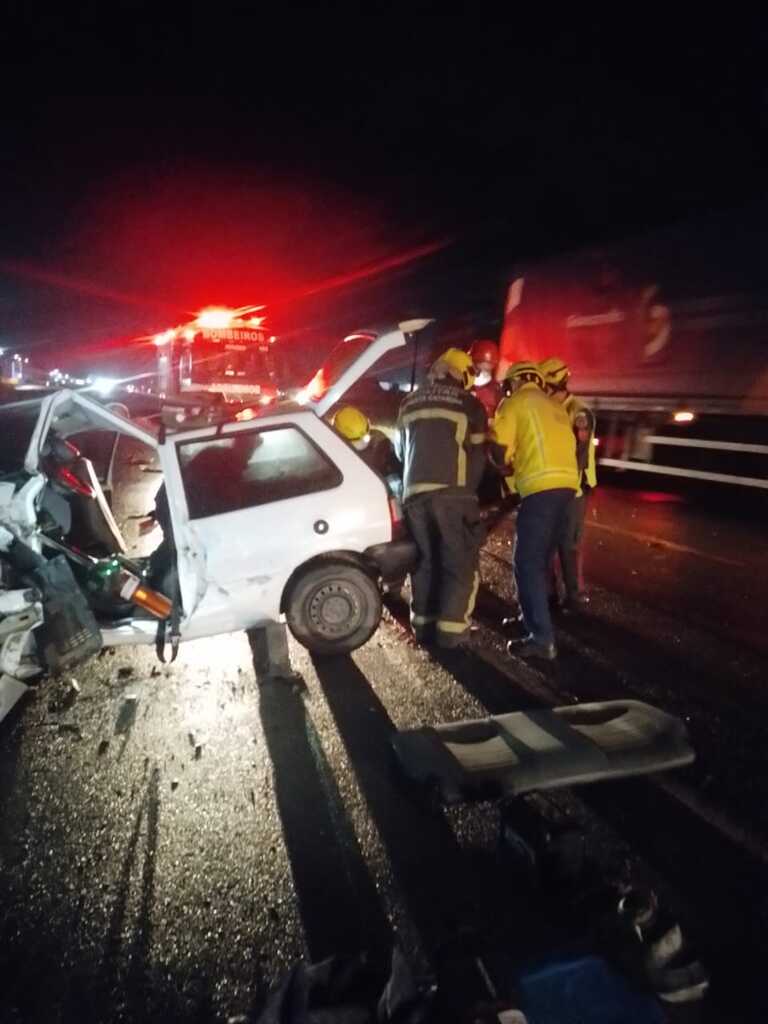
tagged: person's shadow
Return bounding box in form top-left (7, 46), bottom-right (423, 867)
top-left (254, 665), bottom-right (392, 967)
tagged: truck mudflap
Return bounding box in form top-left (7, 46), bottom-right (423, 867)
top-left (391, 699), bottom-right (695, 804)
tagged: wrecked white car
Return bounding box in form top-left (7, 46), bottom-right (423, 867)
top-left (0, 323), bottom-right (425, 723)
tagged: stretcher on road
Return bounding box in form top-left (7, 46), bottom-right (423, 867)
top-left (391, 699), bottom-right (694, 804)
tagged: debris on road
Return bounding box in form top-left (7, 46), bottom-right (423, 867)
top-left (57, 722), bottom-right (82, 740)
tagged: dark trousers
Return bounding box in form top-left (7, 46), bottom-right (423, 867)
top-left (405, 492), bottom-right (484, 647)
top-left (514, 489), bottom-right (575, 647)
top-left (556, 492), bottom-right (587, 600)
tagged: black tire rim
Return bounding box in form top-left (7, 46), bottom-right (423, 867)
top-left (307, 579), bottom-right (366, 639)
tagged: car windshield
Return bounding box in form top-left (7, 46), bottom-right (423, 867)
top-left (191, 340), bottom-right (273, 380)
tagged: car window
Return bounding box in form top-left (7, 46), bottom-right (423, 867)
top-left (303, 333), bottom-right (375, 402)
top-left (67, 430), bottom-right (118, 483)
top-left (177, 425), bottom-right (342, 520)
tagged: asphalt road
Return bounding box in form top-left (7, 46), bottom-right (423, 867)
top-left (1, 481), bottom-right (767, 1022)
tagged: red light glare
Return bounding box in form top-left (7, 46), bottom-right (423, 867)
top-left (637, 491), bottom-right (686, 504)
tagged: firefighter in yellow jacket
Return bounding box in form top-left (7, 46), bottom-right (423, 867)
top-left (490, 361), bottom-right (578, 660)
top-left (540, 356), bottom-right (597, 612)
top-left (395, 348), bottom-right (487, 648)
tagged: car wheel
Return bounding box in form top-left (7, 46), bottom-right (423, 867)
top-left (285, 562), bottom-right (382, 655)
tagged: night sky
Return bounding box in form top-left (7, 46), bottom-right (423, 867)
top-left (3, 14), bottom-right (768, 372)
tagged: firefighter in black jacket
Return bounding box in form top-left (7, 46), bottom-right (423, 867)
top-left (395, 348), bottom-right (487, 648)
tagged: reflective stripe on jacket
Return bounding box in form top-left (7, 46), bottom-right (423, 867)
top-left (491, 383), bottom-right (578, 497)
top-left (396, 380), bottom-right (487, 500)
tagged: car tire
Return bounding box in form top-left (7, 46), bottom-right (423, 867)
top-left (285, 562), bottom-right (382, 655)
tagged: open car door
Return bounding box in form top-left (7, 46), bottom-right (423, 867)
top-left (154, 433), bottom-right (208, 623)
top-left (301, 320), bottom-right (433, 417)
top-left (25, 390), bottom-right (158, 474)
top-left (23, 389), bottom-right (159, 557)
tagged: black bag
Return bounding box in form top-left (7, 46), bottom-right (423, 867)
top-left (27, 554), bottom-right (103, 673)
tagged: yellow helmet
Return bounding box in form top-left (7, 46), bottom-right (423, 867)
top-left (504, 360), bottom-right (544, 388)
top-left (432, 347), bottom-right (475, 389)
top-left (539, 356), bottom-right (570, 390)
top-left (332, 405), bottom-right (369, 442)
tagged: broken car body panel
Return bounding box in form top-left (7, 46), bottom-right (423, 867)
top-left (0, 324), bottom-right (420, 717)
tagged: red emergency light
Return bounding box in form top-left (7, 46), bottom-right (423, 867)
top-left (194, 306), bottom-right (267, 330)
top-left (196, 307), bottom-right (235, 329)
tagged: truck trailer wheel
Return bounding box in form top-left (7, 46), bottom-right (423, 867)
top-left (285, 562), bottom-right (382, 655)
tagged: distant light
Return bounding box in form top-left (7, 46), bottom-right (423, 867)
top-left (295, 387), bottom-right (310, 406)
top-left (259, 393), bottom-right (274, 406)
top-left (248, 316), bottom-right (266, 327)
top-left (268, 335), bottom-right (277, 344)
top-left (154, 330), bottom-right (174, 347)
top-left (592, 436), bottom-right (600, 446)
top-left (92, 376), bottom-right (118, 396)
top-left (236, 407), bottom-right (256, 421)
top-left (673, 410), bottom-right (695, 424)
top-left (196, 307), bottom-right (235, 329)
top-left (183, 328), bottom-right (196, 341)
top-left (0, 347), bottom-right (4, 356)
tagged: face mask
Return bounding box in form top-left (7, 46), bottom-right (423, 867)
top-left (474, 370), bottom-right (491, 388)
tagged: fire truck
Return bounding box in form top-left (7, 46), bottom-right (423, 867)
top-left (153, 306), bottom-right (280, 407)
